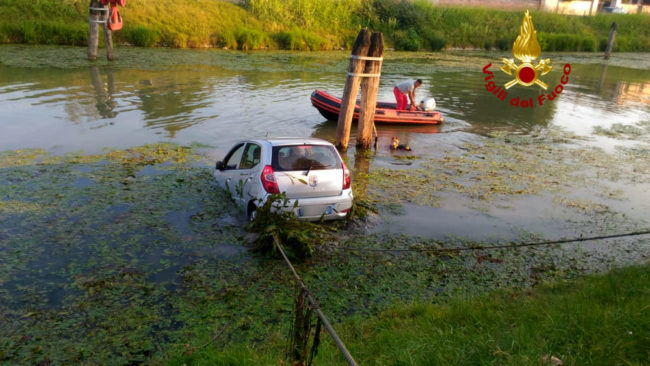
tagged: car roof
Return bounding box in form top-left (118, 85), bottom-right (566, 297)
top-left (245, 137), bottom-right (335, 147)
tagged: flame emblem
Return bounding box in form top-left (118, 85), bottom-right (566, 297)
top-left (501, 10), bottom-right (552, 89)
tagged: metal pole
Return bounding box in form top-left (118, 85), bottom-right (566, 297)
top-left (272, 234), bottom-right (358, 366)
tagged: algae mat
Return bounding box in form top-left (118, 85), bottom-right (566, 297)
top-left (2, 136), bottom-right (649, 364)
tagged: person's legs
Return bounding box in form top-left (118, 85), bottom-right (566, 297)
top-left (393, 86), bottom-right (407, 110)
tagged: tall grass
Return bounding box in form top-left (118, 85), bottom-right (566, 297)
top-left (366, 0), bottom-right (650, 51)
top-left (0, 0), bottom-right (649, 51)
top-left (170, 265), bottom-right (650, 365)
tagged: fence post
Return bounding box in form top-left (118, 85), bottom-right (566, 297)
top-left (336, 29), bottom-right (371, 150)
top-left (604, 22), bottom-right (616, 60)
top-left (272, 234), bottom-right (358, 366)
top-left (357, 32), bottom-right (384, 149)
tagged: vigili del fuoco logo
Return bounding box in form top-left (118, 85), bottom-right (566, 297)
top-left (482, 10), bottom-right (572, 108)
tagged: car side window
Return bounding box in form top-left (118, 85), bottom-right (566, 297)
top-left (223, 144), bottom-right (245, 170)
top-left (239, 143), bottom-right (261, 170)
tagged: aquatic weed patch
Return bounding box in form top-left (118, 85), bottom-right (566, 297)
top-left (174, 230), bottom-right (650, 363)
top-left (593, 121), bottom-right (650, 141)
top-left (305, 232), bottom-right (648, 319)
top-left (2, 141), bottom-right (649, 364)
top-left (0, 144), bottom-right (261, 363)
top-left (368, 129), bottom-right (648, 215)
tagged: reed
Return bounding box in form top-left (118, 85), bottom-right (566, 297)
top-left (368, 0), bottom-right (650, 51)
top-left (0, 0), bottom-right (648, 51)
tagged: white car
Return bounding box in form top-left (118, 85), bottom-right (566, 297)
top-left (214, 138), bottom-right (353, 221)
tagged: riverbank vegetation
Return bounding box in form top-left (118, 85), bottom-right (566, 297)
top-left (0, 0), bottom-right (649, 51)
top-left (175, 264), bottom-right (650, 365)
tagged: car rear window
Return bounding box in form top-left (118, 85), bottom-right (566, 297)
top-left (272, 145), bottom-right (341, 171)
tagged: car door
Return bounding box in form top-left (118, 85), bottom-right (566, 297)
top-left (216, 143), bottom-right (245, 196)
top-left (235, 143), bottom-right (262, 205)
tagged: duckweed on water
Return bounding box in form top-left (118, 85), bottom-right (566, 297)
top-left (1, 139), bottom-right (649, 364)
top-left (368, 129), bottom-right (648, 213)
top-left (593, 121), bottom-right (650, 141)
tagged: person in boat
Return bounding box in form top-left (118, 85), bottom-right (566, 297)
top-left (393, 79), bottom-right (422, 111)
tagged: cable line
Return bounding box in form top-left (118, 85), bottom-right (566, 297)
top-left (332, 229), bottom-right (650, 254)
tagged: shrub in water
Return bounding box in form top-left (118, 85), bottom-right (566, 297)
top-left (496, 37), bottom-right (511, 51)
top-left (216, 30), bottom-right (238, 49)
top-left (125, 25), bottom-right (160, 47)
top-left (246, 194), bottom-right (327, 261)
top-left (580, 36), bottom-right (598, 52)
top-left (235, 27), bottom-right (268, 50)
top-left (171, 32), bottom-right (188, 48)
top-left (273, 28), bottom-right (325, 51)
top-left (420, 28), bottom-right (446, 51)
top-left (429, 35), bottom-right (446, 51)
top-left (20, 21), bottom-right (37, 44)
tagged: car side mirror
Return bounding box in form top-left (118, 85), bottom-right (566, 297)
top-left (216, 161), bottom-right (224, 171)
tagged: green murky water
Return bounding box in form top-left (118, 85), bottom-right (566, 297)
top-left (1, 45), bottom-right (649, 364)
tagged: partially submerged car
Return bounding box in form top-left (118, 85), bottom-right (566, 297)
top-left (214, 138), bottom-right (353, 221)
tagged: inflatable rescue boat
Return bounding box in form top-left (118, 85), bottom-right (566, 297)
top-left (310, 90), bottom-right (444, 125)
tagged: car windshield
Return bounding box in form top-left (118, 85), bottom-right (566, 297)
top-left (273, 145), bottom-right (340, 171)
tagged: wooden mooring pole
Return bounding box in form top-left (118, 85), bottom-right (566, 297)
top-left (103, 10), bottom-right (115, 61)
top-left (604, 22), bottom-right (616, 60)
top-left (88, 0), bottom-right (114, 61)
top-left (357, 32), bottom-right (384, 149)
top-left (336, 29), bottom-right (371, 150)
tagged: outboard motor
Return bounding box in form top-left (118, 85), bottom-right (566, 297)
top-left (419, 97), bottom-right (436, 111)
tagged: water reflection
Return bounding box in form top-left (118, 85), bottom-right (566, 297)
top-left (0, 47), bottom-right (649, 153)
top-left (135, 72), bottom-right (220, 138)
top-left (89, 65), bottom-right (117, 119)
top-left (613, 80), bottom-right (650, 106)
top-left (432, 71), bottom-right (557, 135)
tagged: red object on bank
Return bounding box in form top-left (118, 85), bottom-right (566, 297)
top-left (99, 0), bottom-right (125, 31)
top-left (108, 8), bottom-right (122, 31)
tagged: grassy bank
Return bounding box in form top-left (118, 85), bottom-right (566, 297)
top-left (0, 0), bottom-right (649, 51)
top-left (175, 264), bottom-right (650, 365)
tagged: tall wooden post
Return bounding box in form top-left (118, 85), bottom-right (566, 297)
top-left (103, 9), bottom-right (114, 61)
top-left (356, 32), bottom-right (384, 149)
top-left (604, 22), bottom-right (616, 60)
top-left (336, 29), bottom-right (371, 150)
top-left (88, 0), bottom-right (102, 61)
top-left (88, 0), bottom-right (113, 61)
